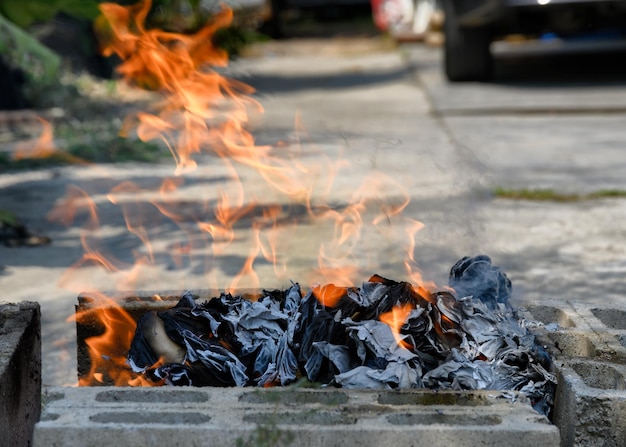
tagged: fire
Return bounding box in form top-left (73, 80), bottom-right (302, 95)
top-left (13, 117), bottom-right (57, 160)
top-left (12, 117), bottom-right (84, 166)
top-left (60, 0), bottom-right (436, 385)
top-left (379, 303), bottom-right (413, 350)
top-left (74, 293), bottom-right (154, 386)
top-left (312, 283), bottom-right (347, 308)
top-left (96, 1), bottom-right (231, 90)
top-left (96, 0), bottom-right (263, 174)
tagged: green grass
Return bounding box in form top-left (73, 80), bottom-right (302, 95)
top-left (587, 189), bottom-right (626, 199)
top-left (493, 187), bottom-right (626, 202)
top-left (214, 26), bottom-right (271, 58)
top-left (0, 136), bottom-right (168, 172)
top-left (66, 136), bottom-right (166, 163)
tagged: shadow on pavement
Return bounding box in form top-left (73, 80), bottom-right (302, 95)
top-left (247, 65), bottom-right (414, 94)
top-left (493, 49), bottom-right (626, 86)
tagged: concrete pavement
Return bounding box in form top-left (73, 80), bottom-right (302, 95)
top-left (1, 38), bottom-right (626, 386)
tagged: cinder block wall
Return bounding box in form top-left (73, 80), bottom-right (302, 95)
top-left (520, 301), bottom-right (626, 446)
top-left (0, 302), bottom-right (41, 447)
top-left (34, 387), bottom-right (560, 447)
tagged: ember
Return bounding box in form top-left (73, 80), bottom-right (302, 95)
top-left (125, 255), bottom-right (556, 416)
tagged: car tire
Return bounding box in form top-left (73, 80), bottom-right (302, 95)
top-left (443, 2), bottom-right (493, 81)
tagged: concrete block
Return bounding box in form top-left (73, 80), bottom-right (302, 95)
top-left (0, 302), bottom-right (41, 447)
top-left (70, 291), bottom-right (564, 446)
top-left (75, 290), bottom-right (239, 383)
top-left (64, 292), bottom-right (626, 446)
top-left (35, 387), bottom-right (559, 447)
top-left (554, 359), bottom-right (626, 447)
top-left (521, 301), bottom-right (626, 446)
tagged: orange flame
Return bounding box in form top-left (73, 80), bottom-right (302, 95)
top-left (96, 0), bottom-right (264, 174)
top-left (13, 117), bottom-right (57, 159)
top-left (379, 303), bottom-right (413, 350)
top-left (96, 0), bottom-right (231, 90)
top-left (74, 293), bottom-right (156, 386)
top-left (312, 283), bottom-right (346, 308)
top-left (13, 117), bottom-right (88, 165)
top-left (57, 0), bottom-right (439, 386)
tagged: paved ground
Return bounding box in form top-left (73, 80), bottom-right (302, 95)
top-left (2, 36), bottom-right (626, 386)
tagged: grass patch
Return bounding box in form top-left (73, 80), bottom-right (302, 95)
top-left (587, 190), bottom-right (626, 199)
top-left (66, 136), bottom-right (166, 163)
top-left (0, 136), bottom-right (168, 172)
top-left (493, 188), bottom-right (579, 202)
top-left (493, 187), bottom-right (626, 202)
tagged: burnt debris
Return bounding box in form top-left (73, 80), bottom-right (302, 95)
top-left (0, 211), bottom-right (51, 247)
top-left (127, 255), bottom-right (556, 415)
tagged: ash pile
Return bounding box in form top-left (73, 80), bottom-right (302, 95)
top-left (129, 255), bottom-right (556, 415)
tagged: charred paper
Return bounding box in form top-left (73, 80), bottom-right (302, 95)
top-left (127, 255), bottom-right (556, 415)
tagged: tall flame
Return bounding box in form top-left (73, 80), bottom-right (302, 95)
top-left (74, 293), bottom-right (155, 386)
top-left (379, 303), bottom-right (413, 350)
top-left (60, 0), bottom-right (435, 384)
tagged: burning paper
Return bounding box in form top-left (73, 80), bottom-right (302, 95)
top-left (66, 1), bottom-right (554, 418)
top-left (125, 255), bottom-right (556, 415)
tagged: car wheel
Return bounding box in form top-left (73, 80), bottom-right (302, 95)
top-left (443, 2), bottom-right (493, 81)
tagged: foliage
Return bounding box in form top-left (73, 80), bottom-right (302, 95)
top-left (147, 0), bottom-right (210, 33)
top-left (111, 0), bottom-right (269, 56)
top-left (214, 26), bottom-right (271, 57)
top-left (0, 0), bottom-right (100, 29)
top-left (67, 135), bottom-right (167, 162)
top-left (0, 209), bottom-right (19, 228)
top-left (0, 13), bottom-right (61, 84)
top-left (0, 136), bottom-right (167, 172)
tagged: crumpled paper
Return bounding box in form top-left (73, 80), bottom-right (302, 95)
top-left (127, 255), bottom-right (556, 415)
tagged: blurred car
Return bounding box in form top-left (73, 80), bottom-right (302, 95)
top-left (442, 0), bottom-right (626, 81)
